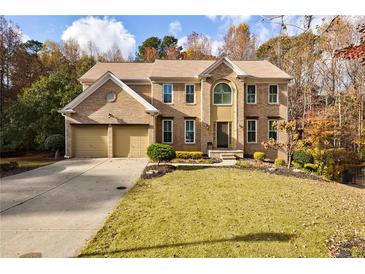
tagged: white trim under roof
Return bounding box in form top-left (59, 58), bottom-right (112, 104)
top-left (199, 56), bottom-right (248, 78)
top-left (59, 71), bottom-right (159, 115)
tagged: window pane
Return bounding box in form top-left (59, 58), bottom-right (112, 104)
top-left (222, 93), bottom-right (231, 104)
top-left (163, 84), bottom-right (172, 103)
top-left (164, 132), bottom-right (172, 143)
top-left (248, 121), bottom-right (256, 131)
top-left (163, 121), bottom-right (171, 131)
top-left (185, 120), bottom-right (195, 143)
top-left (214, 93), bottom-right (222, 104)
top-left (269, 131), bottom-right (277, 140)
top-left (269, 85), bottom-right (278, 103)
top-left (186, 85), bottom-right (195, 103)
top-left (248, 132), bottom-right (256, 142)
top-left (214, 83), bottom-right (231, 104)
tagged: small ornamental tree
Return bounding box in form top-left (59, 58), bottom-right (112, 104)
top-left (44, 134), bottom-right (64, 159)
top-left (147, 144), bottom-right (176, 165)
top-left (262, 120), bottom-right (300, 168)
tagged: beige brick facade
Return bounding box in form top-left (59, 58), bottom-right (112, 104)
top-left (63, 59), bottom-right (290, 159)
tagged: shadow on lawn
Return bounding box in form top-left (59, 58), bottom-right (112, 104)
top-left (80, 232), bottom-right (295, 257)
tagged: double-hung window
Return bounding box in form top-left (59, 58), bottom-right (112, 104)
top-left (185, 119), bottom-right (195, 144)
top-left (268, 119), bottom-right (278, 140)
top-left (246, 84), bottom-right (256, 104)
top-left (247, 119), bottom-right (257, 143)
top-left (163, 84), bottom-right (173, 104)
top-left (268, 85), bottom-right (279, 104)
top-left (185, 84), bottom-right (195, 104)
top-left (162, 119), bottom-right (173, 143)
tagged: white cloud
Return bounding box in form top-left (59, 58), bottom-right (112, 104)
top-left (210, 39), bottom-right (224, 56)
top-left (177, 36), bottom-right (187, 49)
top-left (61, 16), bottom-right (136, 59)
top-left (206, 15), bottom-right (251, 25)
top-left (20, 32), bottom-right (30, 43)
top-left (169, 20), bottom-right (182, 36)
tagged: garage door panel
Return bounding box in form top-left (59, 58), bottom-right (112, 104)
top-left (114, 125), bottom-right (148, 158)
top-left (72, 125), bottom-right (108, 158)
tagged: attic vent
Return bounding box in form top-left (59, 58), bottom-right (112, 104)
top-left (106, 91), bottom-right (117, 103)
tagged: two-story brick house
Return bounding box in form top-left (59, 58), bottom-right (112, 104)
top-left (60, 57), bottom-right (292, 159)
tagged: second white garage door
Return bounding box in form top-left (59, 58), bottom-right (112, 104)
top-left (113, 125), bottom-right (149, 158)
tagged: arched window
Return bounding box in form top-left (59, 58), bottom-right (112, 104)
top-left (213, 83), bottom-right (232, 105)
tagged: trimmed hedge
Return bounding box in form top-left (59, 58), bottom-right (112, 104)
top-left (175, 151), bottom-right (203, 159)
top-left (274, 158), bottom-right (286, 167)
top-left (147, 143), bottom-right (176, 164)
top-left (253, 152), bottom-right (265, 161)
top-left (292, 150), bottom-right (314, 165)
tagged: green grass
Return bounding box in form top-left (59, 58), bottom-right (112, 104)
top-left (1, 154), bottom-right (58, 177)
top-left (80, 168), bottom-right (365, 258)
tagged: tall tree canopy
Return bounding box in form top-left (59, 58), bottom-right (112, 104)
top-left (136, 35), bottom-right (182, 61)
top-left (183, 32), bottom-right (215, 60)
top-left (220, 23), bottom-right (256, 60)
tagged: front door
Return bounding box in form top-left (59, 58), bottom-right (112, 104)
top-left (217, 122), bottom-right (229, 148)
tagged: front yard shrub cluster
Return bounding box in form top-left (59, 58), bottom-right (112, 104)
top-left (292, 150), bottom-right (314, 165)
top-left (147, 144), bottom-right (176, 164)
top-left (253, 151), bottom-right (265, 161)
top-left (274, 158), bottom-right (286, 167)
top-left (175, 151), bottom-right (203, 159)
top-left (292, 161), bottom-right (303, 169)
top-left (304, 163), bottom-right (318, 172)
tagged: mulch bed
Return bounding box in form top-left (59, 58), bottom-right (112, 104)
top-left (142, 164), bottom-right (177, 179)
top-left (246, 165), bottom-right (331, 182)
top-left (236, 159), bottom-right (331, 182)
top-left (328, 237), bottom-right (365, 258)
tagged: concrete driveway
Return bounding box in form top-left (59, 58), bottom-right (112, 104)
top-left (0, 158), bottom-right (147, 258)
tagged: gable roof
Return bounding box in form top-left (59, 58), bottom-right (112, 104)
top-left (79, 58), bottom-right (293, 82)
top-left (199, 57), bottom-right (248, 77)
top-left (60, 71), bottom-right (158, 114)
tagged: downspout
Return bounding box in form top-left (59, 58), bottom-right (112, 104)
top-left (61, 113), bottom-right (71, 159)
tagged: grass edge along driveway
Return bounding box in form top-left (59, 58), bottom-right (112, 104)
top-left (80, 167), bottom-right (365, 258)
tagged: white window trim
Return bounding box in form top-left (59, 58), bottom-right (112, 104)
top-left (246, 119), bottom-right (257, 144)
top-left (163, 83), bottom-right (174, 104)
top-left (268, 119), bottom-right (278, 141)
top-left (184, 119), bottom-right (196, 144)
top-left (212, 81), bottom-right (233, 106)
top-left (162, 119), bottom-right (173, 144)
top-left (184, 83), bottom-right (196, 104)
top-left (268, 84), bottom-right (279, 105)
top-left (246, 84), bottom-right (257, 104)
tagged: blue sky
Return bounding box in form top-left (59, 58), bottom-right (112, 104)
top-left (5, 15), bottom-right (327, 58)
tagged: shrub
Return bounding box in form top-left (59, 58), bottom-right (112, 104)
top-left (274, 158), bottom-right (286, 167)
top-left (175, 151), bottom-right (203, 159)
top-left (44, 134), bottom-right (65, 159)
top-left (292, 150), bottom-right (314, 165)
top-left (237, 160), bottom-right (250, 168)
top-left (304, 163), bottom-right (318, 172)
top-left (253, 152), bottom-right (265, 161)
top-left (292, 161), bottom-right (303, 169)
top-left (0, 161), bottom-right (19, 171)
top-left (147, 143), bottom-right (176, 164)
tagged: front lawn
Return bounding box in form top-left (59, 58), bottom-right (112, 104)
top-left (80, 168), bottom-right (365, 258)
top-left (0, 153), bottom-right (58, 177)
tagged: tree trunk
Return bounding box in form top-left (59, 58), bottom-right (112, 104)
top-left (54, 150), bottom-right (59, 160)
